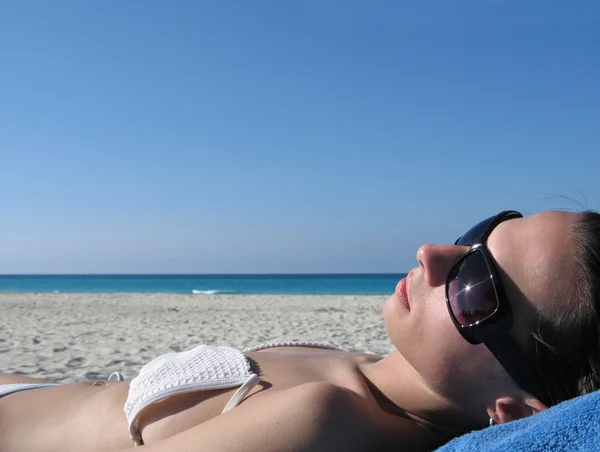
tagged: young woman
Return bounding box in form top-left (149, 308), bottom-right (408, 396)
top-left (1, 209), bottom-right (599, 452)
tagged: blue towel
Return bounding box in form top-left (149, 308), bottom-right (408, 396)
top-left (436, 390), bottom-right (600, 451)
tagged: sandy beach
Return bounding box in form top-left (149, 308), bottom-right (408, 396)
top-left (0, 293), bottom-right (394, 382)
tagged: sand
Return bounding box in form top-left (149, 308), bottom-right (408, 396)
top-left (0, 293), bottom-right (394, 382)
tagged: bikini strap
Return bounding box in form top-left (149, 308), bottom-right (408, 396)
top-left (221, 374), bottom-right (260, 413)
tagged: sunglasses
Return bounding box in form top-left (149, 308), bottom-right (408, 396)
top-left (445, 210), bottom-right (550, 406)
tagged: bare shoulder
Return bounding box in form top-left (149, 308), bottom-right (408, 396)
top-left (305, 383), bottom-right (452, 452)
top-left (244, 382), bottom-right (441, 452)
top-left (284, 382), bottom-right (418, 452)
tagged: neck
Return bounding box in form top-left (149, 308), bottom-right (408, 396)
top-left (359, 351), bottom-right (485, 437)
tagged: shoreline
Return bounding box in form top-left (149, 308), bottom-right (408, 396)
top-left (0, 292), bottom-right (393, 296)
top-left (0, 293), bottom-right (394, 382)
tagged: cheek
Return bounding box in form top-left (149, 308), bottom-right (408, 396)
top-left (416, 288), bottom-right (456, 343)
top-left (417, 335), bottom-right (494, 398)
top-left (386, 285), bottom-right (502, 396)
top-left (386, 287), bottom-right (457, 357)
top-left (415, 318), bottom-right (468, 378)
top-left (407, 297), bottom-right (486, 386)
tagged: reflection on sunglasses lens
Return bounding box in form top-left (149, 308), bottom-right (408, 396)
top-left (448, 252), bottom-right (498, 326)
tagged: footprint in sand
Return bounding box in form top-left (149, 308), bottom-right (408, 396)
top-left (85, 371), bottom-right (105, 380)
top-left (66, 357), bottom-right (85, 368)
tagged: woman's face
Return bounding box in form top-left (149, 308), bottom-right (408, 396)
top-left (383, 210), bottom-right (581, 401)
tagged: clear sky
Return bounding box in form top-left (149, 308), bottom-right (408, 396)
top-left (1, 1), bottom-right (599, 274)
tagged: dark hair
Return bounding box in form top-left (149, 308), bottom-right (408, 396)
top-left (527, 210), bottom-right (600, 405)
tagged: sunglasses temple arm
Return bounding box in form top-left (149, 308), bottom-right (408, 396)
top-left (484, 336), bottom-right (550, 406)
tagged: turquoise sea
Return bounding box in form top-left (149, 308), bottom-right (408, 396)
top-left (0, 274), bottom-right (406, 295)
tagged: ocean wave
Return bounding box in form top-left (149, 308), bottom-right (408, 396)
top-left (191, 289), bottom-right (233, 295)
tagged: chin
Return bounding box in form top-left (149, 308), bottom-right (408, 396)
top-left (383, 292), bottom-right (419, 356)
top-left (382, 295), bottom-right (401, 342)
top-left (382, 294), bottom-right (395, 320)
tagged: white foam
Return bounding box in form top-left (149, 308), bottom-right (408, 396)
top-left (192, 289), bottom-right (231, 295)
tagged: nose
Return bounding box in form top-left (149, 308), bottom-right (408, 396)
top-left (416, 244), bottom-right (470, 287)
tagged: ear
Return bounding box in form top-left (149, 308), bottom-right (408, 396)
top-left (523, 395), bottom-right (548, 414)
top-left (486, 396), bottom-right (549, 424)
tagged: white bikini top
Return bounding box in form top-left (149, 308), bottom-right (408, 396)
top-left (124, 341), bottom-right (340, 446)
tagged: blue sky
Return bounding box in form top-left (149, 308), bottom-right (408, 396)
top-left (1, 1), bottom-right (599, 274)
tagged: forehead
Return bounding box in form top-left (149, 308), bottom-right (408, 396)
top-left (487, 210), bottom-right (580, 319)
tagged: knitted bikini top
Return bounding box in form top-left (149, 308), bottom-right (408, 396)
top-left (123, 341), bottom-right (340, 446)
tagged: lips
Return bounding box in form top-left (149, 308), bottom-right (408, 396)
top-left (395, 277), bottom-right (410, 311)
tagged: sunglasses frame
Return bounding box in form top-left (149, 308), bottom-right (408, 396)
top-left (445, 210), bottom-right (551, 406)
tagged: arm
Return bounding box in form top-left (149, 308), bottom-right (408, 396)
top-left (116, 382), bottom-right (372, 452)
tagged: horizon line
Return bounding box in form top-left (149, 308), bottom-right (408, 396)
top-left (0, 272), bottom-right (407, 277)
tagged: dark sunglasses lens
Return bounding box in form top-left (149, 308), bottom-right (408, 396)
top-left (447, 251), bottom-right (498, 326)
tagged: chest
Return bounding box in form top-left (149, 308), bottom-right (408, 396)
top-left (139, 349), bottom-right (371, 445)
